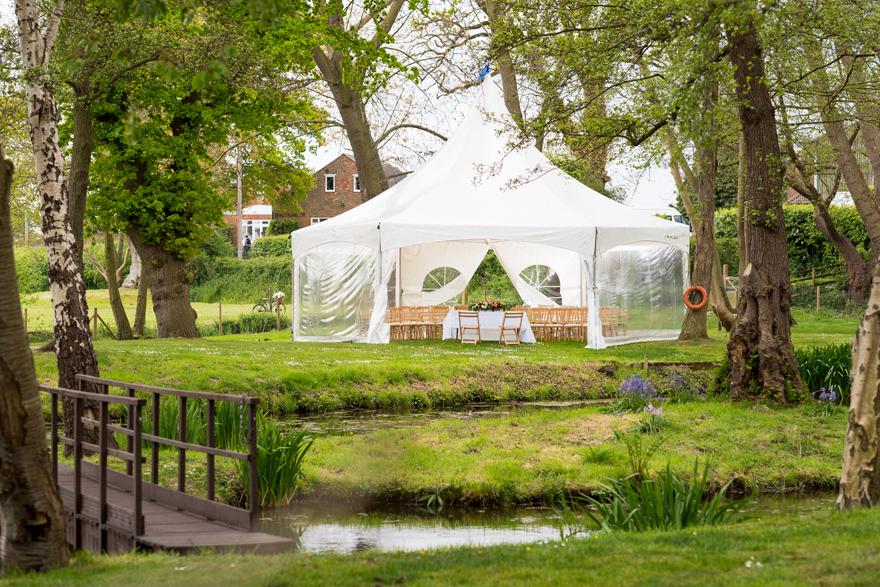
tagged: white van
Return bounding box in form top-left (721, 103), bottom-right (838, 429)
top-left (633, 206), bottom-right (690, 227)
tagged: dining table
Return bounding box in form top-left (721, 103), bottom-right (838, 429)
top-left (441, 310), bottom-right (537, 343)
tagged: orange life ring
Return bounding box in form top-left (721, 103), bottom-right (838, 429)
top-left (683, 286), bottom-right (708, 310)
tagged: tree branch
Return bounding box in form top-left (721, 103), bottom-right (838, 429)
top-left (90, 52), bottom-right (162, 101)
top-left (41, 0), bottom-right (66, 66)
top-left (376, 123), bottom-right (448, 145)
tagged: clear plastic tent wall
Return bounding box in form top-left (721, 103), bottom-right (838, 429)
top-left (597, 243), bottom-right (688, 345)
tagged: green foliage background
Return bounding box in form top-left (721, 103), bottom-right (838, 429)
top-left (715, 205), bottom-right (869, 273)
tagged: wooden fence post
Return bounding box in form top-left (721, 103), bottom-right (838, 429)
top-left (643, 354), bottom-right (649, 371)
top-left (219, 300), bottom-right (223, 336)
top-left (811, 268), bottom-right (816, 287)
top-left (92, 308), bottom-right (98, 341)
top-left (817, 286), bottom-right (821, 314)
top-left (23, 308), bottom-right (27, 332)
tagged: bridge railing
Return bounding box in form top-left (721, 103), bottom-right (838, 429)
top-left (43, 376), bottom-right (261, 553)
top-left (40, 384), bottom-right (146, 552)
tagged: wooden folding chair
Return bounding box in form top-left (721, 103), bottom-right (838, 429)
top-left (388, 307), bottom-right (402, 341)
top-left (357, 308), bottom-right (372, 336)
top-left (529, 307), bottom-right (548, 341)
top-left (599, 307), bottom-right (618, 337)
top-left (499, 311), bottom-right (524, 345)
top-left (616, 307), bottom-right (628, 335)
top-left (548, 307), bottom-right (566, 341)
top-left (458, 311), bottom-right (481, 344)
top-left (431, 306), bottom-right (449, 339)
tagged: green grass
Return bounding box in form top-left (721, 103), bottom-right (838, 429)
top-left (31, 300), bottom-right (859, 415)
top-left (5, 505), bottom-right (880, 586)
top-left (300, 400), bottom-right (846, 504)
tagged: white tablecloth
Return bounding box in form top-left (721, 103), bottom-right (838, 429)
top-left (442, 310), bottom-right (536, 343)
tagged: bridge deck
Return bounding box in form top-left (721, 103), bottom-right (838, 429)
top-left (57, 464), bottom-right (294, 555)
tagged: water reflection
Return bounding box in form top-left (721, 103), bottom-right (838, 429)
top-left (260, 491), bottom-right (839, 555)
top-left (260, 503), bottom-right (568, 553)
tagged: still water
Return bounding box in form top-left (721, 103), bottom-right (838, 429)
top-left (270, 403), bottom-right (836, 554)
top-left (260, 492), bottom-right (838, 554)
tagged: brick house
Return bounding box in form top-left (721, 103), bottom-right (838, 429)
top-left (274, 154), bottom-right (404, 226)
top-left (223, 204), bottom-right (273, 247)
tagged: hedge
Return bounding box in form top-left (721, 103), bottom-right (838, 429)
top-left (250, 235), bottom-right (291, 258)
top-left (715, 205), bottom-right (869, 273)
top-left (188, 256), bottom-right (291, 304)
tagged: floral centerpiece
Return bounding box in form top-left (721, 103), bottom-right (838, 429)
top-left (468, 300), bottom-right (510, 312)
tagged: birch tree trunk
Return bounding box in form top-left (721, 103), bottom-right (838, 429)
top-left (725, 18), bottom-right (803, 402)
top-left (121, 246), bottom-right (141, 288)
top-left (0, 144), bottom-right (69, 573)
top-left (14, 0), bottom-right (104, 438)
top-left (838, 262), bottom-right (880, 509)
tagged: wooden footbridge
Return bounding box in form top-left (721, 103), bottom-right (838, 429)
top-left (40, 375), bottom-right (295, 555)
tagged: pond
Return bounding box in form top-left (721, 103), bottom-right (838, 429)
top-left (279, 400), bottom-right (611, 437)
top-left (260, 492), bottom-right (839, 554)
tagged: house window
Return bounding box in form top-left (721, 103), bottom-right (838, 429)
top-left (311, 217), bottom-right (330, 225)
top-left (353, 174), bottom-right (360, 192)
top-left (325, 174), bottom-right (335, 192)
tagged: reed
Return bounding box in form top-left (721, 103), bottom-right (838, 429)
top-left (236, 414), bottom-right (314, 507)
top-left (577, 460), bottom-right (749, 533)
top-left (795, 342), bottom-right (851, 403)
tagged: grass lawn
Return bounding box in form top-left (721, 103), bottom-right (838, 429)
top-left (21, 290), bottom-right (258, 338)
top-left (4, 505), bottom-right (879, 587)
top-left (301, 399), bottom-right (845, 503)
top-left (30, 290), bottom-right (859, 414)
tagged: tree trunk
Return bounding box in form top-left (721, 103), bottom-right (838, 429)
top-left (0, 144), bottom-right (69, 573)
top-left (121, 245), bottom-right (141, 288)
top-left (679, 139), bottom-right (716, 341)
top-left (838, 262), bottom-right (880, 509)
top-left (14, 0), bottom-right (104, 442)
top-left (103, 231), bottom-right (132, 340)
top-left (311, 29), bottom-right (390, 202)
top-left (133, 261), bottom-right (149, 338)
top-left (725, 19), bottom-right (803, 402)
top-left (129, 230), bottom-right (199, 338)
top-left (68, 88), bottom-right (94, 278)
top-left (711, 246), bottom-right (736, 329)
top-left (736, 134), bottom-right (749, 277)
top-left (480, 0), bottom-right (523, 125)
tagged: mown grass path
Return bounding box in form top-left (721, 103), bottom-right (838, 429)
top-left (5, 506), bottom-right (878, 586)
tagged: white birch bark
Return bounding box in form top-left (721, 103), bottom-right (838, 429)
top-left (15, 0), bottom-right (102, 430)
top-left (838, 262), bottom-right (880, 509)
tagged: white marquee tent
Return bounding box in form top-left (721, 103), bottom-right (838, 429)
top-left (291, 80), bottom-right (692, 348)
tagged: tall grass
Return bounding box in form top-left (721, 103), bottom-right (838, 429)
top-left (795, 342), bottom-right (851, 404)
top-left (236, 414), bottom-right (313, 507)
top-left (571, 460), bottom-right (748, 533)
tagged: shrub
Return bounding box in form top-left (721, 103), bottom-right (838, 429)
top-left (577, 460), bottom-right (749, 533)
top-left (200, 313), bottom-right (291, 336)
top-left (795, 343), bottom-right (851, 404)
top-left (266, 218), bottom-right (299, 236)
top-left (14, 246), bottom-right (49, 300)
top-left (250, 235), bottom-right (291, 258)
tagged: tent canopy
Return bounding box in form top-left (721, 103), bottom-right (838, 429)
top-left (291, 80), bottom-right (690, 259)
top-left (291, 79), bottom-right (690, 347)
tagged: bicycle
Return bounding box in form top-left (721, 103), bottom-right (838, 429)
top-left (252, 297), bottom-right (286, 314)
